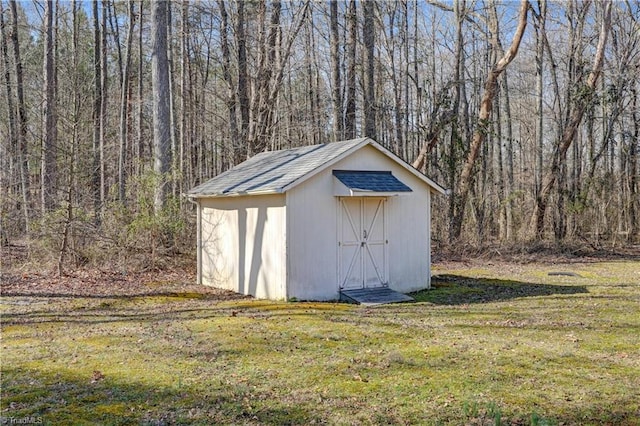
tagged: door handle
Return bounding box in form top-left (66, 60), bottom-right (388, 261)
top-left (363, 230), bottom-right (368, 239)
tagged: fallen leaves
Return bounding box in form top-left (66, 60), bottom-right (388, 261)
top-left (91, 370), bottom-right (105, 383)
top-left (0, 267), bottom-right (247, 302)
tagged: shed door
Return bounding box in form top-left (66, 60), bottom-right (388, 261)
top-left (338, 198), bottom-right (387, 290)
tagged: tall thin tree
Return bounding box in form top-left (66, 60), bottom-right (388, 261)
top-left (92, 0), bottom-right (102, 222)
top-left (41, 0), bottom-right (57, 214)
top-left (118, 0), bottom-right (135, 203)
top-left (329, 0), bottom-right (343, 140)
top-left (363, 0), bottom-right (376, 139)
top-left (344, 0), bottom-right (357, 139)
top-left (151, 0), bottom-right (172, 212)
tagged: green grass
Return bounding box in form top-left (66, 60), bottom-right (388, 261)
top-left (2, 261), bottom-right (639, 425)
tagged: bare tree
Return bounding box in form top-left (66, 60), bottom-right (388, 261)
top-left (218, 0), bottom-right (238, 169)
top-left (99, 0), bottom-right (108, 211)
top-left (92, 0), bottom-right (102, 222)
top-left (58, 0), bottom-right (81, 276)
top-left (329, 1), bottom-right (343, 140)
top-left (344, 0), bottom-right (357, 139)
top-left (118, 1), bottom-right (136, 203)
top-left (363, 0), bottom-right (376, 139)
top-left (0, 1), bottom-right (16, 241)
top-left (180, 0), bottom-right (190, 179)
top-left (450, 0), bottom-right (530, 240)
top-left (530, 0), bottom-right (612, 239)
top-left (246, 0), bottom-right (310, 155)
top-left (236, 0), bottom-right (249, 162)
top-left (151, 0), bottom-right (172, 212)
top-left (41, 0), bottom-right (57, 214)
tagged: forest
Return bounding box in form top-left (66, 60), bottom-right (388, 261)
top-left (0, 0), bottom-right (638, 271)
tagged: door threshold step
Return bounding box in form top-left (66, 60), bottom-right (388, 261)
top-left (340, 287), bottom-right (415, 306)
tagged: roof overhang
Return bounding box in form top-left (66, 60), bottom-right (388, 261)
top-left (332, 170), bottom-right (412, 197)
top-left (186, 188), bottom-right (282, 199)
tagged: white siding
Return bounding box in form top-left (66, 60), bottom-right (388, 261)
top-left (286, 144), bottom-right (431, 300)
top-left (285, 171), bottom-right (339, 300)
top-left (200, 194), bottom-right (287, 300)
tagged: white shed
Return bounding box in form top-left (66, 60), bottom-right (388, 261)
top-left (187, 138), bottom-right (445, 301)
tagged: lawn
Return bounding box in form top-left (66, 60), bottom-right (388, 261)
top-left (1, 259), bottom-right (639, 425)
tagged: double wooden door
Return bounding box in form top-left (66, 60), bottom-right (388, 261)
top-left (338, 198), bottom-right (388, 290)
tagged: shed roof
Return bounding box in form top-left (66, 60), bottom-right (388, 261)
top-left (187, 138), bottom-right (446, 198)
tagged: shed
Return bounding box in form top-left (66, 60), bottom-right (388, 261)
top-left (187, 138), bottom-right (446, 301)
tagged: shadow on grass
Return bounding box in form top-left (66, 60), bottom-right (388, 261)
top-left (4, 365), bottom-right (638, 426)
top-left (413, 275), bottom-right (588, 305)
top-left (2, 366), bottom-right (318, 425)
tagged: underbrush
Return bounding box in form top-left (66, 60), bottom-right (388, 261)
top-left (2, 198), bottom-right (195, 276)
top-left (432, 238), bottom-right (640, 264)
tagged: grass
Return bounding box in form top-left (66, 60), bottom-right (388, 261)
top-left (1, 260), bottom-right (639, 425)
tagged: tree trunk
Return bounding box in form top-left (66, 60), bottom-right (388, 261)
top-left (344, 0), bottom-right (357, 139)
top-left (446, 0), bottom-right (465, 242)
top-left (218, 0), bottom-right (237, 170)
top-left (363, 0), bottom-right (376, 139)
top-left (502, 71), bottom-right (515, 241)
top-left (384, 4), bottom-right (403, 155)
top-left (180, 0), bottom-right (189, 178)
top-left (236, 0), bottom-right (249, 162)
top-left (100, 0), bottom-right (108, 212)
top-left (450, 0), bottom-right (529, 241)
top-left (136, 0), bottom-right (144, 176)
top-left (329, 0), bottom-right (343, 140)
top-left (630, 88), bottom-right (639, 241)
top-left (534, 0), bottom-right (546, 197)
top-left (0, 2), bottom-right (15, 191)
top-left (118, 0), bottom-right (135, 203)
top-left (166, 1), bottom-right (179, 196)
top-left (92, 0), bottom-right (102, 223)
top-left (41, 0), bottom-right (57, 214)
top-left (529, 0), bottom-right (612, 239)
top-left (305, 10), bottom-right (318, 145)
top-left (0, 1), bottom-right (16, 241)
top-left (58, 1), bottom-right (80, 277)
top-left (151, 0), bottom-right (172, 213)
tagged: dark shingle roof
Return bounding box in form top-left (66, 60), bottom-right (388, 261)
top-left (188, 138), bottom-right (367, 197)
top-left (332, 170), bottom-right (412, 193)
